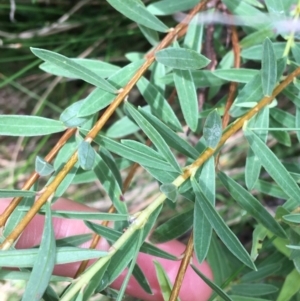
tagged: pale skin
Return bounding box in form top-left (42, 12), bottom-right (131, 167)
top-left (0, 198), bottom-right (213, 301)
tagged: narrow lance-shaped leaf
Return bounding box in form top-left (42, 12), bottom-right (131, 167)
top-left (138, 24), bottom-right (159, 46)
top-left (183, 13), bottom-right (203, 52)
top-left (244, 129), bottom-right (300, 204)
top-left (245, 107), bottom-right (269, 190)
top-left (213, 69), bottom-right (258, 83)
top-left (22, 201), bottom-right (56, 301)
top-left (31, 48), bottom-right (116, 93)
top-left (191, 264), bottom-right (233, 301)
top-left (60, 100), bottom-right (91, 128)
top-left (277, 269), bottom-right (300, 301)
top-left (151, 208), bottom-right (193, 243)
top-left (0, 247), bottom-right (108, 267)
top-left (154, 261), bottom-right (181, 301)
top-left (147, 0), bottom-right (199, 16)
top-left (125, 102), bottom-right (182, 173)
top-left (35, 156), bottom-right (54, 176)
top-left (194, 157), bottom-right (215, 263)
top-left (139, 108), bottom-right (199, 159)
top-left (85, 220), bottom-right (177, 260)
top-left (136, 76), bottom-right (182, 131)
top-left (203, 109), bottom-right (222, 148)
top-left (173, 68), bottom-right (199, 131)
top-left (95, 135), bottom-right (175, 172)
top-left (191, 179), bottom-right (256, 270)
top-left (78, 141), bottom-right (96, 170)
top-left (0, 189), bottom-right (35, 198)
top-left (155, 47), bottom-right (210, 70)
top-left (93, 151), bottom-right (127, 214)
top-left (78, 59), bottom-right (145, 117)
top-left (116, 230), bottom-right (144, 301)
top-left (107, 0), bottom-right (168, 32)
top-left (40, 58), bottom-right (120, 79)
top-left (0, 116), bottom-right (66, 136)
top-left (160, 183), bottom-right (178, 203)
top-left (218, 171), bottom-right (286, 238)
top-left (231, 283), bottom-right (278, 296)
top-left (261, 38), bottom-right (277, 96)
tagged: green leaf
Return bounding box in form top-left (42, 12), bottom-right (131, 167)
top-left (296, 106), bottom-right (300, 143)
top-left (206, 234), bottom-right (233, 285)
top-left (105, 115), bottom-right (139, 138)
top-left (40, 59), bottom-right (120, 78)
top-left (78, 59), bottom-right (145, 117)
top-left (35, 156), bottom-right (54, 176)
top-left (125, 102), bottom-right (182, 173)
top-left (245, 107), bottom-right (269, 190)
top-left (264, 0), bottom-right (292, 16)
top-left (183, 14), bottom-right (203, 52)
top-left (244, 129), bottom-right (300, 204)
top-left (138, 24), bottom-right (159, 46)
top-left (194, 157), bottom-right (215, 263)
top-left (147, 0), bottom-right (198, 16)
top-left (283, 213), bottom-right (300, 223)
top-left (219, 171), bottom-right (286, 238)
top-left (241, 43), bottom-right (290, 61)
top-left (155, 47), bottom-right (210, 70)
top-left (150, 208), bottom-right (193, 243)
top-left (0, 270), bottom-right (71, 282)
top-left (60, 100), bottom-right (90, 128)
top-left (107, 0), bottom-right (168, 32)
top-left (82, 260), bottom-right (110, 300)
top-left (261, 38), bottom-right (277, 96)
top-left (240, 24), bottom-right (276, 48)
top-left (78, 141), bottom-right (95, 170)
top-left (22, 201), bottom-right (56, 301)
top-left (136, 76), bottom-right (182, 131)
top-left (106, 231), bottom-right (139, 285)
top-left (222, 0), bottom-right (266, 29)
top-left (0, 247), bottom-right (107, 267)
top-left (96, 135), bottom-right (174, 171)
top-left (99, 147), bottom-right (123, 190)
top-left (160, 183), bottom-right (178, 203)
top-left (132, 264), bottom-right (152, 294)
top-left (31, 48), bottom-right (116, 93)
top-left (154, 261), bottom-right (180, 301)
top-left (192, 179), bottom-right (256, 270)
top-left (251, 225), bottom-right (268, 261)
top-left (33, 208), bottom-right (129, 221)
top-left (0, 116), bottom-right (66, 136)
top-left (138, 108), bottom-right (199, 159)
top-left (231, 296), bottom-right (271, 301)
top-left (85, 220), bottom-right (177, 260)
top-left (241, 263), bottom-right (281, 282)
top-left (191, 264), bottom-right (233, 301)
top-left (55, 234), bottom-right (93, 247)
top-left (231, 74), bottom-right (263, 117)
top-left (93, 151), bottom-right (127, 214)
top-left (116, 230), bottom-right (143, 301)
top-left (203, 109), bottom-right (222, 148)
top-left (173, 69), bottom-right (198, 131)
top-left (0, 189), bottom-right (35, 198)
top-left (270, 107), bottom-right (295, 128)
top-left (231, 283), bottom-right (278, 297)
top-left (213, 69), bottom-right (258, 83)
